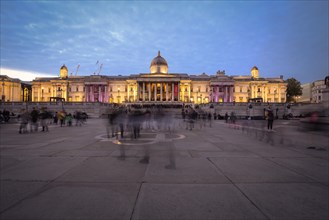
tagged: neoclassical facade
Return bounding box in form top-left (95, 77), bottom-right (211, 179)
top-left (28, 51), bottom-right (287, 104)
top-left (0, 75), bottom-right (32, 102)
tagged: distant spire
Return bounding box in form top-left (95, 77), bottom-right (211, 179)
top-left (158, 51), bottom-right (160, 56)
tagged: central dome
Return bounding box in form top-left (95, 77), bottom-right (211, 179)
top-left (150, 51), bottom-right (168, 74)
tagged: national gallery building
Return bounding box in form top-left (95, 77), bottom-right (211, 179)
top-left (1, 52), bottom-right (287, 104)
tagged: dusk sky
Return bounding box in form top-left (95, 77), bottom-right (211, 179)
top-left (1, 1), bottom-right (328, 83)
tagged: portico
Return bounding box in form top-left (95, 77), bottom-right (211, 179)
top-left (137, 78), bottom-right (181, 102)
top-left (210, 83), bottom-right (234, 102)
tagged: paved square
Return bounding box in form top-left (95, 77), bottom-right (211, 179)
top-left (1, 118), bottom-right (328, 219)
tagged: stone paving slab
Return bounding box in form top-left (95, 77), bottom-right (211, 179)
top-left (0, 156), bottom-right (35, 171)
top-left (236, 183), bottom-right (329, 220)
top-left (268, 157), bottom-right (329, 183)
top-left (0, 180), bottom-right (48, 212)
top-left (57, 157), bottom-right (147, 183)
top-left (174, 140), bottom-right (220, 151)
top-left (0, 157), bottom-right (86, 181)
top-left (132, 183), bottom-right (267, 220)
top-left (54, 149), bottom-right (112, 157)
top-left (243, 145), bottom-right (311, 158)
top-left (189, 150), bottom-right (260, 158)
top-left (210, 157), bottom-right (314, 183)
top-left (0, 183), bottom-right (140, 220)
top-left (143, 157), bottom-right (230, 184)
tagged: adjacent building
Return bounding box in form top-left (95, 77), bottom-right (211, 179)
top-left (311, 79), bottom-right (327, 103)
top-left (0, 75), bottom-right (32, 102)
top-left (300, 83), bottom-right (312, 103)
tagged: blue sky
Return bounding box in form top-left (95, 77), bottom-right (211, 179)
top-left (1, 1), bottom-right (328, 83)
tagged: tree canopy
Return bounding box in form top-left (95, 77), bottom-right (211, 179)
top-left (286, 78), bottom-right (302, 102)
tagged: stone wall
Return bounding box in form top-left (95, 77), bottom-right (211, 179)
top-left (1, 101), bottom-right (327, 118)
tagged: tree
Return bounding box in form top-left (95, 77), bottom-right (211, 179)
top-left (286, 78), bottom-right (302, 102)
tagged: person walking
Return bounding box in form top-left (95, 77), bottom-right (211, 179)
top-left (19, 109), bottom-right (29, 134)
top-left (267, 108), bottom-right (274, 130)
top-left (225, 112), bottom-right (229, 123)
top-left (30, 107), bottom-right (39, 132)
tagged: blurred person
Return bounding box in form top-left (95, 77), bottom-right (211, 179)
top-left (2, 108), bottom-right (10, 122)
top-left (53, 112), bottom-right (58, 124)
top-left (267, 107), bottom-right (274, 130)
top-left (106, 109), bottom-right (117, 138)
top-left (39, 108), bottom-right (49, 132)
top-left (19, 109), bottom-right (29, 134)
top-left (66, 113), bottom-right (73, 126)
top-left (58, 111), bottom-right (66, 127)
top-left (225, 112), bottom-right (229, 123)
top-left (208, 112), bottom-right (212, 127)
top-left (30, 107), bottom-right (39, 132)
top-left (165, 138), bottom-right (176, 170)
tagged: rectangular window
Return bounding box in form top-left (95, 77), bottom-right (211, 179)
top-left (76, 87), bottom-right (79, 92)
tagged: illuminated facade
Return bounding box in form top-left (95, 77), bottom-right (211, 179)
top-left (311, 79), bottom-right (327, 103)
top-left (233, 67), bottom-right (287, 103)
top-left (7, 51), bottom-right (287, 104)
top-left (0, 75), bottom-right (30, 102)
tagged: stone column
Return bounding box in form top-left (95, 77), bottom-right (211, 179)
top-left (224, 86), bottom-right (227, 102)
top-left (213, 86), bottom-right (216, 102)
top-left (89, 85), bottom-right (92, 102)
top-left (148, 83), bottom-right (151, 101)
top-left (251, 85), bottom-right (254, 98)
top-left (160, 83), bottom-right (163, 101)
top-left (153, 83), bottom-right (156, 101)
top-left (142, 82), bottom-right (145, 102)
top-left (177, 83), bottom-right (180, 102)
top-left (171, 82), bottom-right (174, 101)
top-left (127, 84), bottom-right (130, 102)
top-left (166, 82), bottom-right (169, 101)
top-left (187, 84), bottom-right (191, 102)
top-left (230, 86), bottom-right (232, 102)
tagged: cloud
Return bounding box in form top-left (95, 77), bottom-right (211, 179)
top-left (0, 67), bottom-right (57, 81)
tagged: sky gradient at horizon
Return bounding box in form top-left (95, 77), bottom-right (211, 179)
top-left (1, 1), bottom-right (328, 83)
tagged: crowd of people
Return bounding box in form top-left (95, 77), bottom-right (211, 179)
top-left (0, 108), bottom-right (14, 123)
top-left (16, 107), bottom-right (88, 134)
